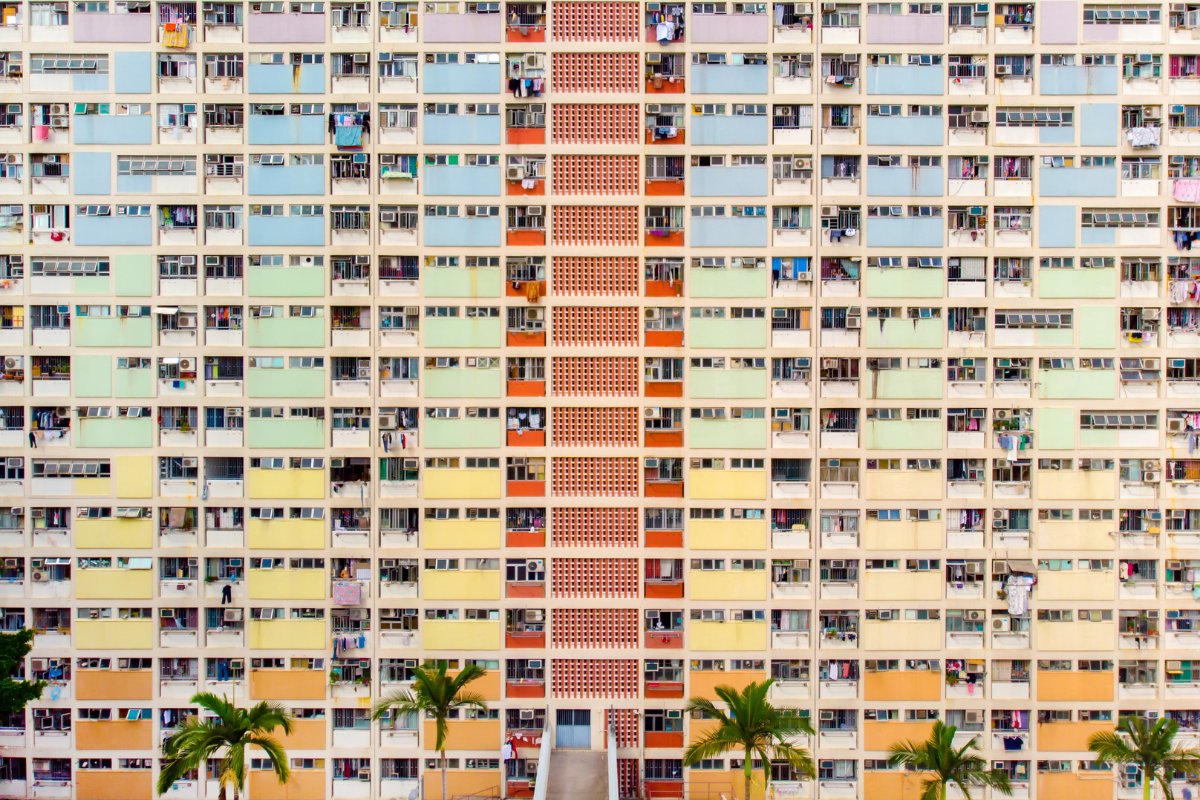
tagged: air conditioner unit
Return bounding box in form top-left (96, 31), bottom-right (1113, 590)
top-left (792, 157), bottom-right (811, 170)
top-left (526, 206), bottom-right (544, 216)
top-left (644, 407), bottom-right (662, 418)
top-left (181, 457), bottom-right (198, 468)
top-left (528, 659), bottom-right (543, 669)
top-left (992, 520), bottom-right (1008, 530)
top-left (991, 617), bottom-right (1010, 632)
top-left (519, 709), bottom-right (535, 720)
top-left (506, 166), bottom-right (523, 181)
top-left (845, 315), bottom-right (861, 329)
top-left (1168, 418), bottom-right (1186, 434)
top-left (819, 710), bottom-right (835, 721)
top-left (525, 53), bottom-right (543, 69)
top-left (821, 205), bottom-right (838, 217)
top-left (995, 65), bottom-right (1012, 76)
top-left (30, 570), bottom-right (47, 582)
top-left (353, 53), bottom-right (368, 63)
top-left (965, 610), bottom-right (984, 621)
top-left (1137, 53), bottom-right (1153, 63)
top-left (526, 559), bottom-right (544, 571)
top-left (223, 608), bottom-right (243, 621)
top-left (970, 110), bottom-right (989, 124)
top-left (647, 53), bottom-right (662, 64)
top-left (877, 610), bottom-right (893, 620)
top-left (1172, 104), bottom-right (1187, 115)
top-left (995, 409), bottom-right (1010, 420)
top-left (1146, 471), bottom-right (1162, 482)
top-left (178, 358), bottom-right (195, 371)
top-left (3, 356), bottom-right (21, 370)
top-left (841, 53), bottom-right (858, 63)
top-left (1143, 106), bottom-right (1161, 119)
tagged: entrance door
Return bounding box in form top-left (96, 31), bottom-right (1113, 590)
top-left (554, 709), bottom-right (591, 748)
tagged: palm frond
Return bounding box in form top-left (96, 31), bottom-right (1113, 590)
top-left (247, 734), bottom-right (291, 785)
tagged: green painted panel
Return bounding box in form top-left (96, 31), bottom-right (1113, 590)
top-left (865, 268), bottom-right (943, 298)
top-left (688, 370), bottom-right (769, 399)
top-left (689, 319), bottom-right (767, 349)
top-left (113, 254), bottom-right (152, 297)
top-left (1077, 306), bottom-right (1117, 349)
top-left (1079, 428), bottom-right (1118, 449)
top-left (424, 268), bottom-right (503, 298)
top-left (1037, 407), bottom-right (1077, 450)
top-left (687, 418), bottom-right (767, 449)
top-left (114, 367), bottom-right (154, 398)
top-left (867, 369), bottom-right (943, 399)
top-left (73, 355), bottom-right (112, 398)
top-left (1038, 267), bottom-right (1117, 299)
top-left (247, 267), bottom-right (325, 297)
top-left (423, 418), bottom-right (503, 448)
top-left (246, 418), bottom-right (325, 448)
top-left (864, 418), bottom-right (942, 450)
top-left (865, 319), bottom-right (943, 349)
top-left (246, 368), bottom-right (325, 398)
top-left (688, 268), bottom-right (768, 299)
top-left (424, 318), bottom-right (503, 349)
top-left (425, 368), bottom-right (503, 398)
top-left (73, 276), bottom-right (111, 295)
top-left (1034, 328), bottom-right (1075, 347)
top-left (1037, 369), bottom-right (1117, 399)
top-left (78, 418), bottom-right (152, 448)
top-left (75, 318), bottom-right (153, 347)
top-left (246, 318), bottom-right (325, 348)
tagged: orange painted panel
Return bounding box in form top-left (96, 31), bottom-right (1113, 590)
top-left (645, 330), bottom-right (684, 348)
top-left (427, 770), bottom-right (504, 800)
top-left (507, 127), bottom-right (545, 145)
top-left (1037, 721), bottom-right (1110, 752)
top-left (646, 79), bottom-right (686, 93)
top-left (645, 529), bottom-right (683, 548)
top-left (646, 632), bottom-right (683, 649)
top-left (507, 181), bottom-right (546, 196)
top-left (507, 430), bottom-right (546, 447)
top-left (645, 682), bottom-right (684, 699)
top-left (424, 718), bottom-right (502, 751)
top-left (506, 581), bottom-right (546, 599)
top-left (506, 631), bottom-right (546, 648)
top-left (507, 479), bottom-right (545, 497)
top-left (250, 669), bottom-right (326, 701)
top-left (645, 731), bottom-right (684, 750)
top-left (506, 529), bottom-right (545, 547)
top-left (645, 129), bottom-right (686, 145)
top-left (645, 482), bottom-right (684, 498)
top-left (506, 331), bottom-right (546, 347)
top-left (691, 670), bottom-right (762, 700)
top-left (248, 769), bottom-right (325, 800)
top-left (646, 279), bottom-right (684, 297)
top-left (77, 771), bottom-right (153, 800)
top-left (645, 582), bottom-right (684, 599)
top-left (506, 280), bottom-right (547, 298)
top-left (646, 179), bottom-right (686, 197)
top-left (76, 720), bottom-right (152, 751)
top-left (863, 670), bottom-right (941, 702)
top-left (276, 718), bottom-right (326, 751)
top-left (507, 230), bottom-right (546, 247)
top-left (645, 231), bottom-right (684, 247)
top-left (506, 680), bottom-right (545, 698)
top-left (452, 669), bottom-right (502, 701)
top-left (507, 379), bottom-right (545, 397)
top-left (1036, 670), bottom-right (1113, 702)
top-left (864, 721), bottom-right (935, 752)
top-left (506, 26), bottom-right (545, 42)
top-left (76, 669), bottom-right (153, 700)
top-left (864, 771), bottom-right (929, 799)
top-left (646, 431), bottom-right (683, 448)
top-left (1037, 773), bottom-right (1113, 800)
top-left (646, 381), bottom-right (683, 398)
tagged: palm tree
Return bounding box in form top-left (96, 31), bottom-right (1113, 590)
top-left (157, 693), bottom-right (293, 800)
top-left (1089, 715), bottom-right (1200, 800)
top-left (888, 720), bottom-right (1012, 800)
top-left (682, 679), bottom-right (814, 800)
top-left (372, 660), bottom-right (489, 800)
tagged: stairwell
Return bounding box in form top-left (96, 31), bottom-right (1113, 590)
top-left (543, 749), bottom-right (609, 800)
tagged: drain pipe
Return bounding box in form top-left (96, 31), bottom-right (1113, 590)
top-left (607, 706), bottom-right (619, 800)
top-left (532, 719), bottom-right (552, 800)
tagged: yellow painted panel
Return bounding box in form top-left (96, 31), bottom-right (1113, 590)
top-left (423, 619), bottom-right (501, 650)
top-left (423, 468), bottom-right (503, 500)
top-left (248, 618), bottom-right (327, 649)
top-left (77, 771), bottom-right (153, 800)
top-left (275, 718), bottom-right (327, 751)
top-left (423, 570), bottom-right (502, 601)
top-left (424, 517), bottom-right (502, 549)
top-left (863, 670), bottom-right (941, 701)
top-left (115, 455), bottom-right (153, 498)
top-left (688, 770), bottom-right (766, 800)
top-left (1037, 721), bottom-right (1111, 752)
top-left (689, 470), bottom-right (766, 500)
top-left (248, 518), bottom-right (325, 550)
top-left (1037, 773), bottom-right (1114, 800)
top-left (250, 669), bottom-right (327, 701)
top-left (76, 669), bottom-right (153, 700)
top-left (688, 620), bottom-right (767, 651)
top-left (690, 669), bottom-right (763, 699)
top-left (1035, 621), bottom-right (1114, 651)
top-left (860, 621), bottom-right (941, 651)
top-left (429, 770), bottom-right (504, 800)
top-left (864, 771), bottom-right (929, 799)
top-left (76, 719), bottom-right (152, 751)
top-left (74, 518), bottom-right (153, 549)
top-left (423, 718), bottom-right (501, 750)
top-left (688, 518), bottom-right (768, 550)
top-left (75, 568), bottom-right (154, 600)
top-left (248, 769), bottom-right (325, 800)
top-left (864, 720), bottom-right (934, 752)
top-left (690, 570), bottom-right (768, 601)
top-left (1038, 520), bottom-right (1115, 551)
top-left (247, 468), bottom-right (325, 500)
top-left (1036, 470), bottom-right (1118, 501)
top-left (862, 520), bottom-right (941, 550)
top-left (864, 471), bottom-right (941, 501)
top-left (72, 477), bottom-right (112, 497)
top-left (74, 619), bottom-right (154, 650)
top-left (248, 569), bottom-right (327, 600)
top-left (1038, 571), bottom-right (1115, 601)
top-left (861, 571), bottom-right (942, 601)
top-left (1036, 670), bottom-right (1113, 702)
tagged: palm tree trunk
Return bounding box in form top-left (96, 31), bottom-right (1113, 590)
top-left (1143, 766), bottom-right (1152, 800)
top-left (744, 758), bottom-right (752, 800)
top-left (442, 751), bottom-right (448, 800)
top-left (217, 785), bottom-right (227, 800)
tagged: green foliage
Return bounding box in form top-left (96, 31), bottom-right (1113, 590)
top-left (888, 721), bottom-right (1013, 800)
top-left (0, 628), bottom-right (45, 718)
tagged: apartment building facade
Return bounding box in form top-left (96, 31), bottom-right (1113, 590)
top-left (0, 0), bottom-right (1196, 797)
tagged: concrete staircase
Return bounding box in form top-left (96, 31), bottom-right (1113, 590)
top-left (544, 749), bottom-right (609, 800)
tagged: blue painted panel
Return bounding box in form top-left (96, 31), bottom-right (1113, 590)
top-left (115, 175), bottom-right (151, 193)
top-left (113, 52), bottom-right (150, 93)
top-left (423, 217), bottom-right (503, 247)
top-left (866, 217), bottom-right (944, 247)
top-left (1080, 103), bottom-right (1118, 146)
top-left (690, 166), bottom-right (768, 197)
top-left (72, 74), bottom-right (111, 92)
top-left (247, 216), bottom-right (326, 246)
top-left (247, 115), bottom-right (326, 145)
top-left (73, 116), bottom-right (153, 145)
top-left (866, 65), bottom-right (944, 95)
top-left (247, 64), bottom-right (325, 94)
top-left (865, 116), bottom-right (944, 146)
top-left (75, 216), bottom-right (152, 246)
top-left (423, 63), bottom-right (502, 94)
top-left (424, 165), bottom-right (503, 196)
top-left (247, 165), bottom-right (325, 195)
top-left (690, 217), bottom-right (769, 248)
top-left (866, 166), bottom-right (943, 196)
top-left (73, 151), bottom-right (111, 195)
top-left (1039, 126), bottom-right (1076, 145)
top-left (1039, 166), bottom-right (1118, 197)
top-left (691, 116), bottom-right (768, 146)
top-left (1080, 227), bottom-right (1117, 246)
top-left (422, 115), bottom-right (503, 145)
top-left (691, 64), bottom-right (770, 94)
top-left (1039, 65), bottom-right (1118, 95)
top-left (1038, 205), bottom-right (1078, 247)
